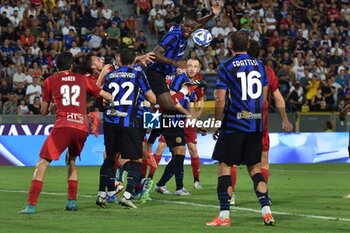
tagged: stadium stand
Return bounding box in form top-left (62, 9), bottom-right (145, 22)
top-left (0, 0), bottom-right (349, 117)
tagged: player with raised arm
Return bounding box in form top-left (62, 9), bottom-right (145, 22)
top-left (96, 48), bottom-right (156, 209)
top-left (144, 2), bottom-right (220, 194)
top-left (206, 32), bottom-right (274, 227)
top-left (229, 40), bottom-right (293, 205)
top-left (19, 52), bottom-right (112, 214)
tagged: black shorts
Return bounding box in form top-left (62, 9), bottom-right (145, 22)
top-left (103, 122), bottom-right (143, 160)
top-left (162, 125), bottom-right (186, 149)
top-left (145, 67), bottom-right (169, 96)
top-left (212, 132), bottom-right (262, 166)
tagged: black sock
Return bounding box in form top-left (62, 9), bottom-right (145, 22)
top-left (147, 174), bottom-right (154, 179)
top-left (156, 155), bottom-right (177, 187)
top-left (217, 175), bottom-right (231, 211)
top-left (125, 162), bottom-right (142, 195)
top-left (173, 155), bottom-right (185, 190)
top-left (99, 157), bottom-right (116, 192)
top-left (252, 173), bottom-right (270, 208)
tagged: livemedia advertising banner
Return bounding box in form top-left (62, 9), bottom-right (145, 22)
top-left (0, 124), bottom-right (349, 166)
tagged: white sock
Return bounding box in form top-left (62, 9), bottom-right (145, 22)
top-left (219, 210), bottom-right (230, 219)
top-left (107, 191), bottom-right (116, 196)
top-left (262, 206), bottom-right (271, 216)
top-left (97, 191), bottom-right (106, 198)
top-left (123, 191), bottom-right (131, 200)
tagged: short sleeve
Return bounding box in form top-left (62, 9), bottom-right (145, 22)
top-left (138, 71), bottom-right (151, 94)
top-left (42, 79), bottom-right (51, 103)
top-left (216, 65), bottom-right (228, 90)
top-left (266, 66), bottom-right (279, 92)
top-left (159, 33), bottom-right (178, 49)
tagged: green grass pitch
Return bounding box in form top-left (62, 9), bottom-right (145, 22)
top-left (0, 164), bottom-right (349, 233)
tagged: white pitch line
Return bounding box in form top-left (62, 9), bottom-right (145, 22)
top-left (271, 169), bottom-right (349, 174)
top-left (3, 189), bottom-right (350, 222)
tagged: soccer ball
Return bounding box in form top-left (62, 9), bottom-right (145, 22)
top-left (192, 29), bottom-right (212, 47)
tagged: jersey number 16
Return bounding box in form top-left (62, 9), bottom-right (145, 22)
top-left (237, 71), bottom-right (262, 100)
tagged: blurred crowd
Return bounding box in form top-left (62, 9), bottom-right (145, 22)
top-left (0, 0), bottom-right (350, 115)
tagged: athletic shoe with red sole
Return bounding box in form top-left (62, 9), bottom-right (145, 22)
top-left (206, 217), bottom-right (231, 227)
top-left (262, 213), bottom-right (275, 226)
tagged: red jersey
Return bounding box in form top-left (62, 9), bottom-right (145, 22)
top-left (193, 73), bottom-right (205, 99)
top-left (42, 71), bottom-right (102, 132)
top-left (263, 66), bottom-right (279, 130)
top-left (84, 73), bottom-right (99, 84)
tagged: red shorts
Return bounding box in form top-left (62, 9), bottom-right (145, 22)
top-left (40, 127), bottom-right (88, 161)
top-left (262, 129), bottom-right (270, 152)
top-left (184, 126), bottom-right (197, 144)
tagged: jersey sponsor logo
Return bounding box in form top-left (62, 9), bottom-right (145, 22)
top-left (105, 109), bottom-right (128, 117)
top-left (236, 111), bottom-right (262, 120)
top-left (66, 112), bottom-right (84, 124)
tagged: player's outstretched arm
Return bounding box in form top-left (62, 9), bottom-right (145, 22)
top-left (152, 45), bottom-right (187, 69)
top-left (196, 1), bottom-right (220, 29)
top-left (40, 101), bottom-right (50, 116)
top-left (145, 90), bottom-right (157, 105)
top-left (134, 52), bottom-right (156, 66)
top-left (96, 64), bottom-right (114, 87)
top-left (213, 89), bottom-right (226, 140)
top-left (99, 90), bottom-right (112, 102)
top-left (273, 89), bottom-right (293, 132)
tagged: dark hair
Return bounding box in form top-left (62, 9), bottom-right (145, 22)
top-left (120, 48), bottom-right (136, 65)
top-left (80, 54), bottom-right (94, 74)
top-left (247, 39), bottom-right (260, 58)
top-left (183, 9), bottom-right (197, 22)
top-left (324, 121), bottom-right (333, 130)
top-left (56, 52), bottom-right (74, 71)
top-left (230, 31), bottom-right (249, 52)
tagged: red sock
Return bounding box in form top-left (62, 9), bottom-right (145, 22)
top-left (141, 159), bottom-right (148, 177)
top-left (190, 156), bottom-right (200, 181)
top-left (261, 168), bottom-right (269, 183)
top-left (231, 166), bottom-right (237, 192)
top-left (68, 180), bottom-right (78, 200)
top-left (114, 160), bottom-right (119, 171)
top-left (149, 154), bottom-right (162, 176)
top-left (28, 180), bottom-right (43, 206)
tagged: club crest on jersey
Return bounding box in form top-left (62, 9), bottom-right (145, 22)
top-left (237, 111), bottom-right (262, 119)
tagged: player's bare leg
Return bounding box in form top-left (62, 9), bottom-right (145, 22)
top-left (261, 151), bottom-right (270, 183)
top-left (247, 163), bottom-right (274, 226)
top-left (148, 140), bottom-right (166, 179)
top-left (19, 158), bottom-right (51, 214)
top-left (65, 153), bottom-right (78, 211)
top-left (157, 92), bottom-right (177, 113)
top-left (188, 142), bottom-right (202, 189)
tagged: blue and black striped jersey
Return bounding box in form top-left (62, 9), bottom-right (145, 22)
top-left (148, 24), bottom-right (187, 75)
top-left (103, 65), bottom-right (151, 127)
top-left (216, 54), bottom-right (268, 133)
top-left (170, 72), bottom-right (196, 110)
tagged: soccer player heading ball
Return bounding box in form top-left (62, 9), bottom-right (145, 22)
top-left (145, 0), bottom-right (220, 195)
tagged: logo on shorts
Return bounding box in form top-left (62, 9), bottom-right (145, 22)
top-left (143, 110), bottom-right (162, 129)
